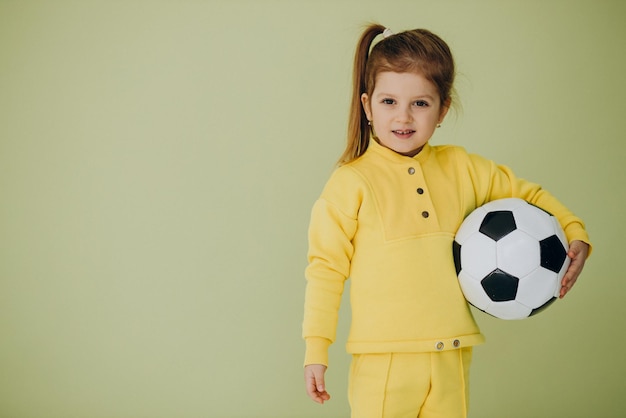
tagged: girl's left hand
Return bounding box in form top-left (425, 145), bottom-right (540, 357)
top-left (559, 240), bottom-right (590, 298)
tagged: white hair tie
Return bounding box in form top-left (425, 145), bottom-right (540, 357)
top-left (382, 28), bottom-right (394, 38)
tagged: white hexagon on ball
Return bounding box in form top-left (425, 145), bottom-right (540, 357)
top-left (516, 268), bottom-right (561, 308)
top-left (486, 300), bottom-right (532, 320)
top-left (497, 230), bottom-right (540, 278)
top-left (458, 270), bottom-right (492, 312)
top-left (455, 207), bottom-right (488, 244)
top-left (512, 203), bottom-right (555, 241)
top-left (461, 233), bottom-right (497, 280)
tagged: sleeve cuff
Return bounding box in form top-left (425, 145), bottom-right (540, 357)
top-left (304, 337), bottom-right (332, 367)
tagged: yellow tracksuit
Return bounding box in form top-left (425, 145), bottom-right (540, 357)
top-left (303, 139), bottom-right (590, 416)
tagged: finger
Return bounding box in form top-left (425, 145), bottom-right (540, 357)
top-left (306, 385), bottom-right (323, 403)
top-left (305, 375), bottom-right (322, 401)
top-left (560, 267), bottom-right (578, 297)
top-left (308, 387), bottom-right (330, 404)
top-left (560, 250), bottom-right (586, 298)
top-left (312, 369), bottom-right (326, 393)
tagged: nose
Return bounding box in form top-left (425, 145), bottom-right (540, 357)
top-left (395, 106), bottom-right (413, 123)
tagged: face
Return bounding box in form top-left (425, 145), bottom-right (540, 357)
top-left (361, 71), bottom-right (449, 157)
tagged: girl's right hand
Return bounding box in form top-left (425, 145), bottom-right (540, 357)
top-left (304, 364), bottom-right (331, 404)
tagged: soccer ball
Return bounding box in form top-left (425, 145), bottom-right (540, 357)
top-left (453, 198), bottom-right (570, 320)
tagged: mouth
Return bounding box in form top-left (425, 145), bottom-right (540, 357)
top-left (392, 130), bottom-right (416, 138)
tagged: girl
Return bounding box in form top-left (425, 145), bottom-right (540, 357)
top-left (302, 24), bottom-right (590, 418)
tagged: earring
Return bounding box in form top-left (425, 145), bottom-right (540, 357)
top-left (368, 120), bottom-right (372, 126)
top-left (437, 124), bottom-right (442, 128)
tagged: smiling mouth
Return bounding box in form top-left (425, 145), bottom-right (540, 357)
top-left (393, 130), bottom-right (415, 136)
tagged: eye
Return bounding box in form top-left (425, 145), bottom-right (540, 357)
top-left (413, 100), bottom-right (429, 107)
top-left (381, 98), bottom-right (396, 105)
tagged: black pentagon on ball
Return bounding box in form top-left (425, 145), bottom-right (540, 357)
top-left (540, 235), bottom-right (567, 273)
top-left (479, 210), bottom-right (517, 241)
top-left (452, 240), bottom-right (462, 275)
top-left (481, 268), bottom-right (519, 302)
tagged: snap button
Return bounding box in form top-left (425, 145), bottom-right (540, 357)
top-left (453, 339), bottom-right (460, 348)
top-left (408, 167), bottom-right (415, 175)
top-left (436, 341), bottom-right (444, 350)
top-left (416, 188), bottom-right (424, 195)
top-left (421, 211), bottom-right (429, 218)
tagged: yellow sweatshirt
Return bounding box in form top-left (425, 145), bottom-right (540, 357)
top-left (303, 139), bottom-right (590, 366)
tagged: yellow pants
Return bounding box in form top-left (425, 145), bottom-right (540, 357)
top-left (348, 348), bottom-right (473, 418)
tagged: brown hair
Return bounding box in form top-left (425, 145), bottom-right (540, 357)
top-left (339, 24), bottom-right (456, 165)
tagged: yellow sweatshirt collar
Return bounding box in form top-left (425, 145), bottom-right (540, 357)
top-left (367, 138), bottom-right (432, 164)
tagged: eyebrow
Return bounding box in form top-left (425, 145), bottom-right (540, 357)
top-left (375, 92), bottom-right (436, 101)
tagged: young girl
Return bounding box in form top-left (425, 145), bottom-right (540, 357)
top-left (302, 24), bottom-right (591, 418)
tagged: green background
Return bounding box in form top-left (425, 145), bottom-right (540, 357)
top-left (1, 1), bottom-right (624, 417)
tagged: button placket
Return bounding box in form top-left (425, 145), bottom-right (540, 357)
top-left (408, 166), bottom-right (430, 219)
top-left (406, 164), bottom-right (437, 225)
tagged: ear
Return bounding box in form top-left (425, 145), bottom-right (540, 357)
top-left (438, 98), bottom-right (451, 124)
top-left (361, 93), bottom-right (373, 122)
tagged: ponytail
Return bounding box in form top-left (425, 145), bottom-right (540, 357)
top-left (339, 24), bottom-right (385, 165)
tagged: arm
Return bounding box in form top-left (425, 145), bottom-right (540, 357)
top-left (466, 152), bottom-right (592, 254)
top-left (302, 167), bottom-right (362, 402)
top-left (302, 197), bottom-right (355, 365)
